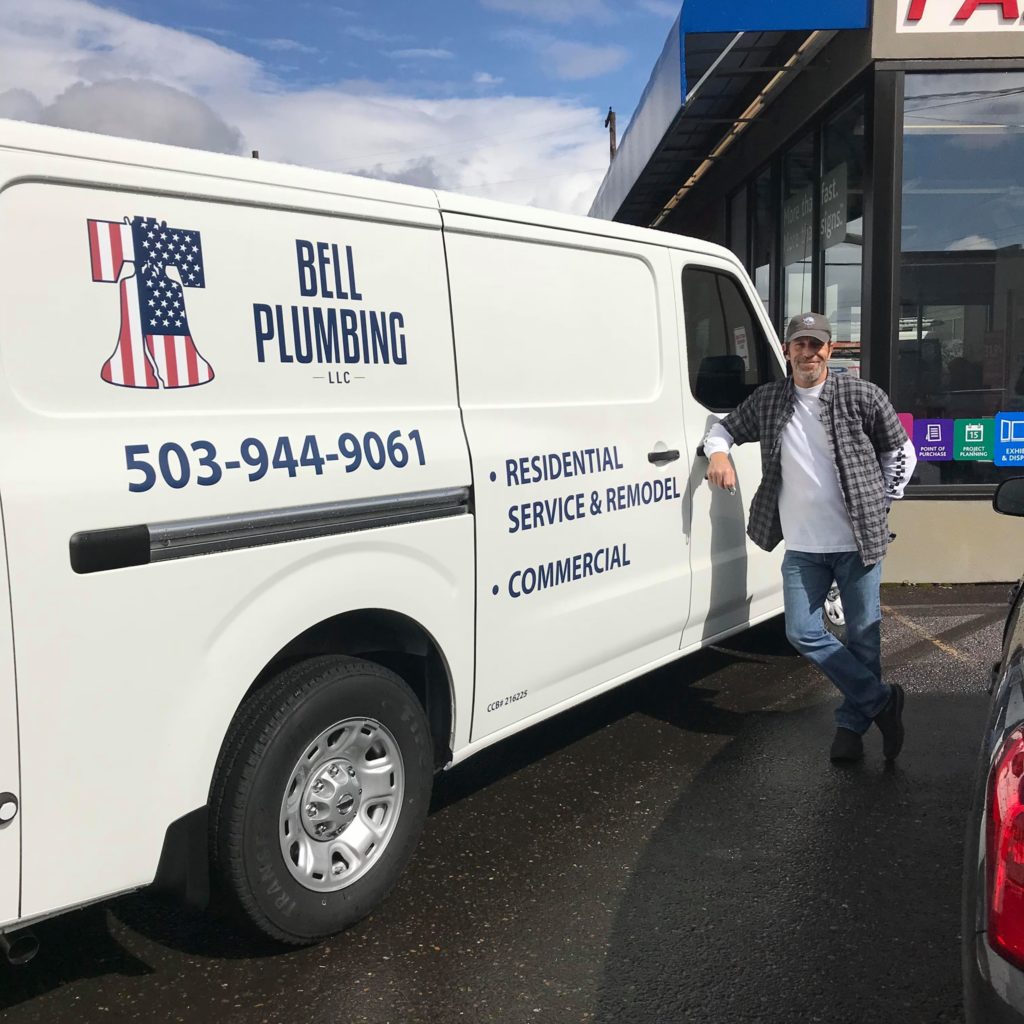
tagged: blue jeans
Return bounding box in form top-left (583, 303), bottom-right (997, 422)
top-left (781, 550), bottom-right (891, 734)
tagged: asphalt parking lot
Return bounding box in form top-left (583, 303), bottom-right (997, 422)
top-left (0, 584), bottom-right (1009, 1024)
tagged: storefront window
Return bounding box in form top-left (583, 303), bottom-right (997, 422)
top-left (822, 98), bottom-right (864, 380)
top-left (898, 72), bottom-right (1024, 486)
top-left (751, 169), bottom-right (774, 311)
top-left (782, 135), bottom-right (815, 324)
top-left (728, 188), bottom-right (748, 269)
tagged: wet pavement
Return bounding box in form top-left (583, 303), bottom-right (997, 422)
top-left (0, 584), bottom-right (1009, 1023)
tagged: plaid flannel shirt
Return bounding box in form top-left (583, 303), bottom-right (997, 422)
top-left (716, 373), bottom-right (909, 565)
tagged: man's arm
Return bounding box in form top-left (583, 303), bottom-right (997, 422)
top-left (704, 423), bottom-right (736, 491)
top-left (868, 389), bottom-right (917, 505)
top-left (717, 388), bottom-right (764, 447)
top-left (880, 439), bottom-right (916, 506)
top-left (702, 389), bottom-right (763, 491)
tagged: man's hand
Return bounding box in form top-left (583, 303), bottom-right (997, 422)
top-left (706, 451), bottom-right (737, 492)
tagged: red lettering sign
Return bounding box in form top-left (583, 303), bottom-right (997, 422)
top-left (909, 0), bottom-right (1021, 19)
top-left (954, 0), bottom-right (1019, 19)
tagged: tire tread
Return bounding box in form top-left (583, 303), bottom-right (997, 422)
top-left (210, 655), bottom-right (430, 945)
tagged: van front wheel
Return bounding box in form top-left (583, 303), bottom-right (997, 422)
top-left (211, 655), bottom-right (433, 945)
top-left (823, 584), bottom-right (847, 644)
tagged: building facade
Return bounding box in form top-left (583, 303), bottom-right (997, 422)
top-left (592, 0), bottom-right (1024, 582)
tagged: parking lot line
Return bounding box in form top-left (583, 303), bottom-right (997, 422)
top-left (882, 603), bottom-right (972, 663)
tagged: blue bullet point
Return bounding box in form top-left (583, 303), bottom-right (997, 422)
top-left (489, 471), bottom-right (497, 482)
top-left (491, 585), bottom-right (499, 596)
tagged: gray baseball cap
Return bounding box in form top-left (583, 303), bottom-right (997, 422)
top-left (784, 312), bottom-right (832, 345)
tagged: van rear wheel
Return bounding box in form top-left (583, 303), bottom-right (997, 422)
top-left (210, 655), bottom-right (433, 945)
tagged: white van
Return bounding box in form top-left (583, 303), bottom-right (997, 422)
top-left (0, 119), bottom-right (785, 952)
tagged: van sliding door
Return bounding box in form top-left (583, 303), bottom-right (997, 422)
top-left (444, 213), bottom-right (691, 741)
top-left (0, 526), bottom-right (19, 928)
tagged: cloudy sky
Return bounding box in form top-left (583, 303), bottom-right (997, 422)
top-left (0, 0), bottom-right (680, 215)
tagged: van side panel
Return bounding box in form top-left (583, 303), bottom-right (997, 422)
top-left (0, 507), bottom-right (19, 929)
top-left (0, 163), bottom-right (473, 919)
top-left (444, 214), bottom-right (691, 740)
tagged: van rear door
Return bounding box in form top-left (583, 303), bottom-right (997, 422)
top-left (0, 529), bottom-right (19, 928)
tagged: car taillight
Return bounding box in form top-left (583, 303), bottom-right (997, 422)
top-left (988, 728), bottom-right (1024, 968)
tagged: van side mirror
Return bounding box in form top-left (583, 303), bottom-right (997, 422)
top-left (994, 478), bottom-right (1024, 517)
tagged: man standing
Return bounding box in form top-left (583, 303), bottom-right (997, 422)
top-left (705, 312), bottom-right (916, 763)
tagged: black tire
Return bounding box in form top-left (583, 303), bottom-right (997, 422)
top-left (210, 655), bottom-right (433, 945)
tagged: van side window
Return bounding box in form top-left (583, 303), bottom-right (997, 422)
top-left (682, 267), bottom-right (781, 411)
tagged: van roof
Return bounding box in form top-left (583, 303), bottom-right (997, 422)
top-left (434, 189), bottom-right (736, 260)
top-left (0, 118), bottom-right (735, 262)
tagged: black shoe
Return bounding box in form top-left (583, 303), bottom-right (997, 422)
top-left (873, 683), bottom-right (905, 761)
top-left (830, 728), bottom-right (864, 763)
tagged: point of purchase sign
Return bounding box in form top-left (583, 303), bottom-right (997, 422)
top-left (898, 0), bottom-right (1024, 32)
top-left (901, 415), bottom-right (998, 461)
top-left (914, 418), bottom-right (953, 460)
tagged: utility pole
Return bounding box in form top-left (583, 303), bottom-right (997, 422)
top-left (604, 107), bottom-right (617, 162)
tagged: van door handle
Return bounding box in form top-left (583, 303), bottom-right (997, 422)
top-left (648, 449), bottom-right (680, 465)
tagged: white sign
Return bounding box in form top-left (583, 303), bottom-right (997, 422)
top-left (898, 0), bottom-right (1024, 33)
top-left (733, 326), bottom-right (750, 370)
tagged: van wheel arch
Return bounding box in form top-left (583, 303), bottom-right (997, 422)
top-left (238, 608), bottom-right (454, 771)
top-left (150, 609), bottom-right (453, 912)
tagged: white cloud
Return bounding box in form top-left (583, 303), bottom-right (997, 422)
top-left (635, 0), bottom-right (679, 17)
top-left (386, 48), bottom-right (455, 60)
top-left (251, 37), bottom-right (318, 55)
top-left (246, 89), bottom-right (608, 212)
top-left (474, 71), bottom-right (505, 85)
top-left (13, 78), bottom-right (243, 152)
top-left (347, 25), bottom-right (408, 44)
top-left (500, 29), bottom-right (628, 80)
top-left (544, 40), bottom-right (628, 79)
top-left (0, 0), bottom-right (258, 103)
top-left (946, 235), bottom-right (997, 251)
top-left (0, 0), bottom-right (608, 215)
top-left (0, 88), bottom-right (43, 121)
top-left (481, 0), bottom-right (614, 23)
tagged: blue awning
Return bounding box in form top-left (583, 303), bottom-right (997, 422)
top-left (683, 0), bottom-right (869, 39)
top-left (589, 0), bottom-right (871, 223)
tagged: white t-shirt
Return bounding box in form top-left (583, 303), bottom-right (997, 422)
top-left (777, 382), bottom-right (857, 552)
top-left (704, 379), bottom-right (858, 553)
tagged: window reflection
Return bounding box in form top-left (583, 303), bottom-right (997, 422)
top-left (783, 135), bottom-right (815, 322)
top-left (822, 99), bottom-right (865, 380)
top-left (899, 72), bottom-right (1024, 485)
top-left (752, 169), bottom-right (774, 311)
top-left (729, 188), bottom-right (748, 268)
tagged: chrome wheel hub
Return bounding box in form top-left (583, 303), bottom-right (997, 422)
top-left (824, 585), bottom-right (845, 627)
top-left (300, 758), bottom-right (361, 840)
top-left (280, 717), bottom-right (404, 892)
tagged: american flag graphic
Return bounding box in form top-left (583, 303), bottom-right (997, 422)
top-left (88, 216), bottom-right (215, 389)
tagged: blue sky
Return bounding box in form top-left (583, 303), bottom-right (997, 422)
top-left (0, 0), bottom-right (680, 213)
